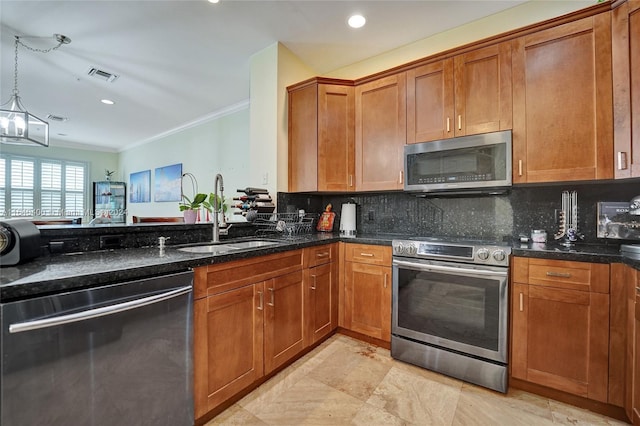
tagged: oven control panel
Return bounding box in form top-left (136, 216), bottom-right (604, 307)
top-left (392, 239), bottom-right (511, 267)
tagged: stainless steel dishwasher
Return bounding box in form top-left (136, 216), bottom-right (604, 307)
top-left (0, 270), bottom-right (194, 426)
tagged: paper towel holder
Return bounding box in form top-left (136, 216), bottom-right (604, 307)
top-left (340, 201), bottom-right (357, 237)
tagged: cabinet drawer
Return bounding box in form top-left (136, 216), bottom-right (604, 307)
top-left (305, 244), bottom-right (337, 268)
top-left (194, 250), bottom-right (303, 299)
top-left (344, 243), bottom-right (391, 266)
top-left (512, 257), bottom-right (609, 294)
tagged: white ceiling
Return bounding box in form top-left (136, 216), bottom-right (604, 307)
top-left (1, 0), bottom-right (586, 152)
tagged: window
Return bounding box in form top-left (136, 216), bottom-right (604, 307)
top-left (0, 154), bottom-right (87, 218)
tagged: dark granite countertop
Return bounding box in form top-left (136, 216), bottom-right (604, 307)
top-left (0, 233), bottom-right (395, 303)
top-left (3, 230), bottom-right (639, 303)
top-left (512, 241), bottom-right (640, 270)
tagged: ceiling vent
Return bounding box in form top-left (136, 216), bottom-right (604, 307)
top-left (86, 67), bottom-right (119, 83)
top-left (47, 114), bottom-right (69, 122)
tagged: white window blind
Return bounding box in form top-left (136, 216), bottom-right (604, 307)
top-left (0, 155), bottom-right (87, 218)
top-left (10, 159), bottom-right (34, 216)
top-left (0, 158), bottom-right (5, 216)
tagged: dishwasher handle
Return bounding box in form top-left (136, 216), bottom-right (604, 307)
top-left (9, 285), bottom-right (192, 334)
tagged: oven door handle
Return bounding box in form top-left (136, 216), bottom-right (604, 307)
top-left (393, 259), bottom-right (508, 277)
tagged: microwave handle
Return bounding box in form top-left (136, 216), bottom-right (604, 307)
top-left (393, 259), bottom-right (507, 278)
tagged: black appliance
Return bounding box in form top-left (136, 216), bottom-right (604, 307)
top-left (0, 219), bottom-right (41, 266)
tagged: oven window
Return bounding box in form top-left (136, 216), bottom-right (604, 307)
top-left (396, 268), bottom-right (500, 351)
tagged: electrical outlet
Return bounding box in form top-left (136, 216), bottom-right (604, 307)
top-left (262, 173), bottom-right (268, 185)
top-left (368, 210), bottom-right (375, 221)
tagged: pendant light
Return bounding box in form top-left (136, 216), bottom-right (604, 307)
top-left (0, 34), bottom-right (71, 147)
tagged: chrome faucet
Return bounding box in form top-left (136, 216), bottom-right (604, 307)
top-left (212, 173), bottom-right (227, 242)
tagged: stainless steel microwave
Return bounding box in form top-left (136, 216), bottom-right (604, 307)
top-left (404, 130), bottom-right (512, 195)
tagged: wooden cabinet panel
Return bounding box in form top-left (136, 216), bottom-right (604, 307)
top-left (288, 83), bottom-right (318, 192)
top-left (511, 256), bottom-right (610, 403)
top-left (193, 282), bottom-right (264, 418)
top-left (407, 42), bottom-right (511, 144)
top-left (407, 59), bottom-right (454, 143)
top-left (194, 250), bottom-right (302, 299)
top-left (264, 270), bottom-right (305, 374)
top-left (355, 73), bottom-right (406, 191)
top-left (453, 42), bottom-right (512, 137)
top-left (287, 81), bottom-right (354, 193)
top-left (613, 0), bottom-right (640, 179)
top-left (305, 243), bottom-right (336, 268)
top-left (344, 261), bottom-right (391, 341)
top-left (318, 84), bottom-right (355, 192)
top-left (344, 243), bottom-right (392, 266)
top-left (305, 261), bottom-right (338, 345)
top-left (512, 14), bottom-right (613, 183)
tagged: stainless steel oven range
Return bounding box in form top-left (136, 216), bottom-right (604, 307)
top-left (391, 238), bottom-right (511, 393)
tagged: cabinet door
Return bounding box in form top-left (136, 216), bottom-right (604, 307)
top-left (454, 42), bottom-right (512, 137)
top-left (264, 270), bottom-right (305, 374)
top-left (193, 282), bottom-right (264, 418)
top-left (288, 83), bottom-right (318, 192)
top-left (317, 84), bottom-right (355, 192)
top-left (512, 14), bottom-right (613, 183)
top-left (344, 262), bottom-right (391, 342)
top-left (511, 283), bottom-right (609, 402)
top-left (613, 1), bottom-right (640, 179)
top-left (305, 262), bottom-right (337, 345)
top-left (355, 73), bottom-right (406, 190)
top-left (407, 59), bottom-right (454, 143)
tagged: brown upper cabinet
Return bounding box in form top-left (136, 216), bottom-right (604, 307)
top-left (512, 13), bottom-right (613, 183)
top-left (288, 80), bottom-right (355, 192)
top-left (613, 0), bottom-right (640, 179)
top-left (355, 73), bottom-right (407, 191)
top-left (406, 42), bottom-right (512, 144)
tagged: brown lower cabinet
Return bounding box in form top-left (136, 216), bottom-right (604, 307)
top-left (193, 245), bottom-right (339, 422)
top-left (511, 257), bottom-right (610, 403)
top-left (342, 243), bottom-right (392, 342)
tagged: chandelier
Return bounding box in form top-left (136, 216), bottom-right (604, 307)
top-left (0, 34), bottom-right (71, 147)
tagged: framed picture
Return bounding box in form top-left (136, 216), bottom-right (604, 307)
top-left (129, 170), bottom-right (151, 203)
top-left (154, 163), bottom-right (182, 202)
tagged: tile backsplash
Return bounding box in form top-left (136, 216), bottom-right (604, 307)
top-left (278, 179), bottom-right (640, 244)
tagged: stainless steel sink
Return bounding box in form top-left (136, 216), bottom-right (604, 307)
top-left (177, 240), bottom-right (280, 254)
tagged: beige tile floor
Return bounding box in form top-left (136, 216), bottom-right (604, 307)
top-left (207, 334), bottom-right (629, 425)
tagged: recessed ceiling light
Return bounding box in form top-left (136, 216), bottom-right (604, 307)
top-left (348, 14), bottom-right (366, 29)
top-left (101, 99), bottom-right (115, 105)
top-left (208, 0), bottom-right (220, 3)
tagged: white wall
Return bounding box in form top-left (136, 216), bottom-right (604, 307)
top-left (118, 107), bottom-right (250, 221)
top-left (326, 1), bottom-right (594, 79)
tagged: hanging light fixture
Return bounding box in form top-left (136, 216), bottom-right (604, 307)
top-left (0, 34), bottom-right (71, 147)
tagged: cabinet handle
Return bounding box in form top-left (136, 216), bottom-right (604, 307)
top-left (316, 252), bottom-right (329, 258)
top-left (399, 170), bottom-right (404, 184)
top-left (268, 288), bottom-right (275, 306)
top-left (446, 117), bottom-right (451, 133)
top-left (384, 274), bottom-right (387, 289)
top-left (360, 253), bottom-right (374, 257)
top-left (636, 287), bottom-right (640, 293)
top-left (546, 271), bottom-right (571, 278)
top-left (458, 115), bottom-right (462, 130)
top-left (519, 293), bottom-right (523, 312)
top-left (618, 152), bottom-right (628, 170)
top-left (518, 160), bottom-right (523, 176)
top-left (349, 175), bottom-right (353, 187)
top-left (257, 290), bottom-right (264, 311)
top-left (311, 275), bottom-right (317, 290)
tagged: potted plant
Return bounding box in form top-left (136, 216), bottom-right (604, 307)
top-left (179, 193), bottom-right (211, 224)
